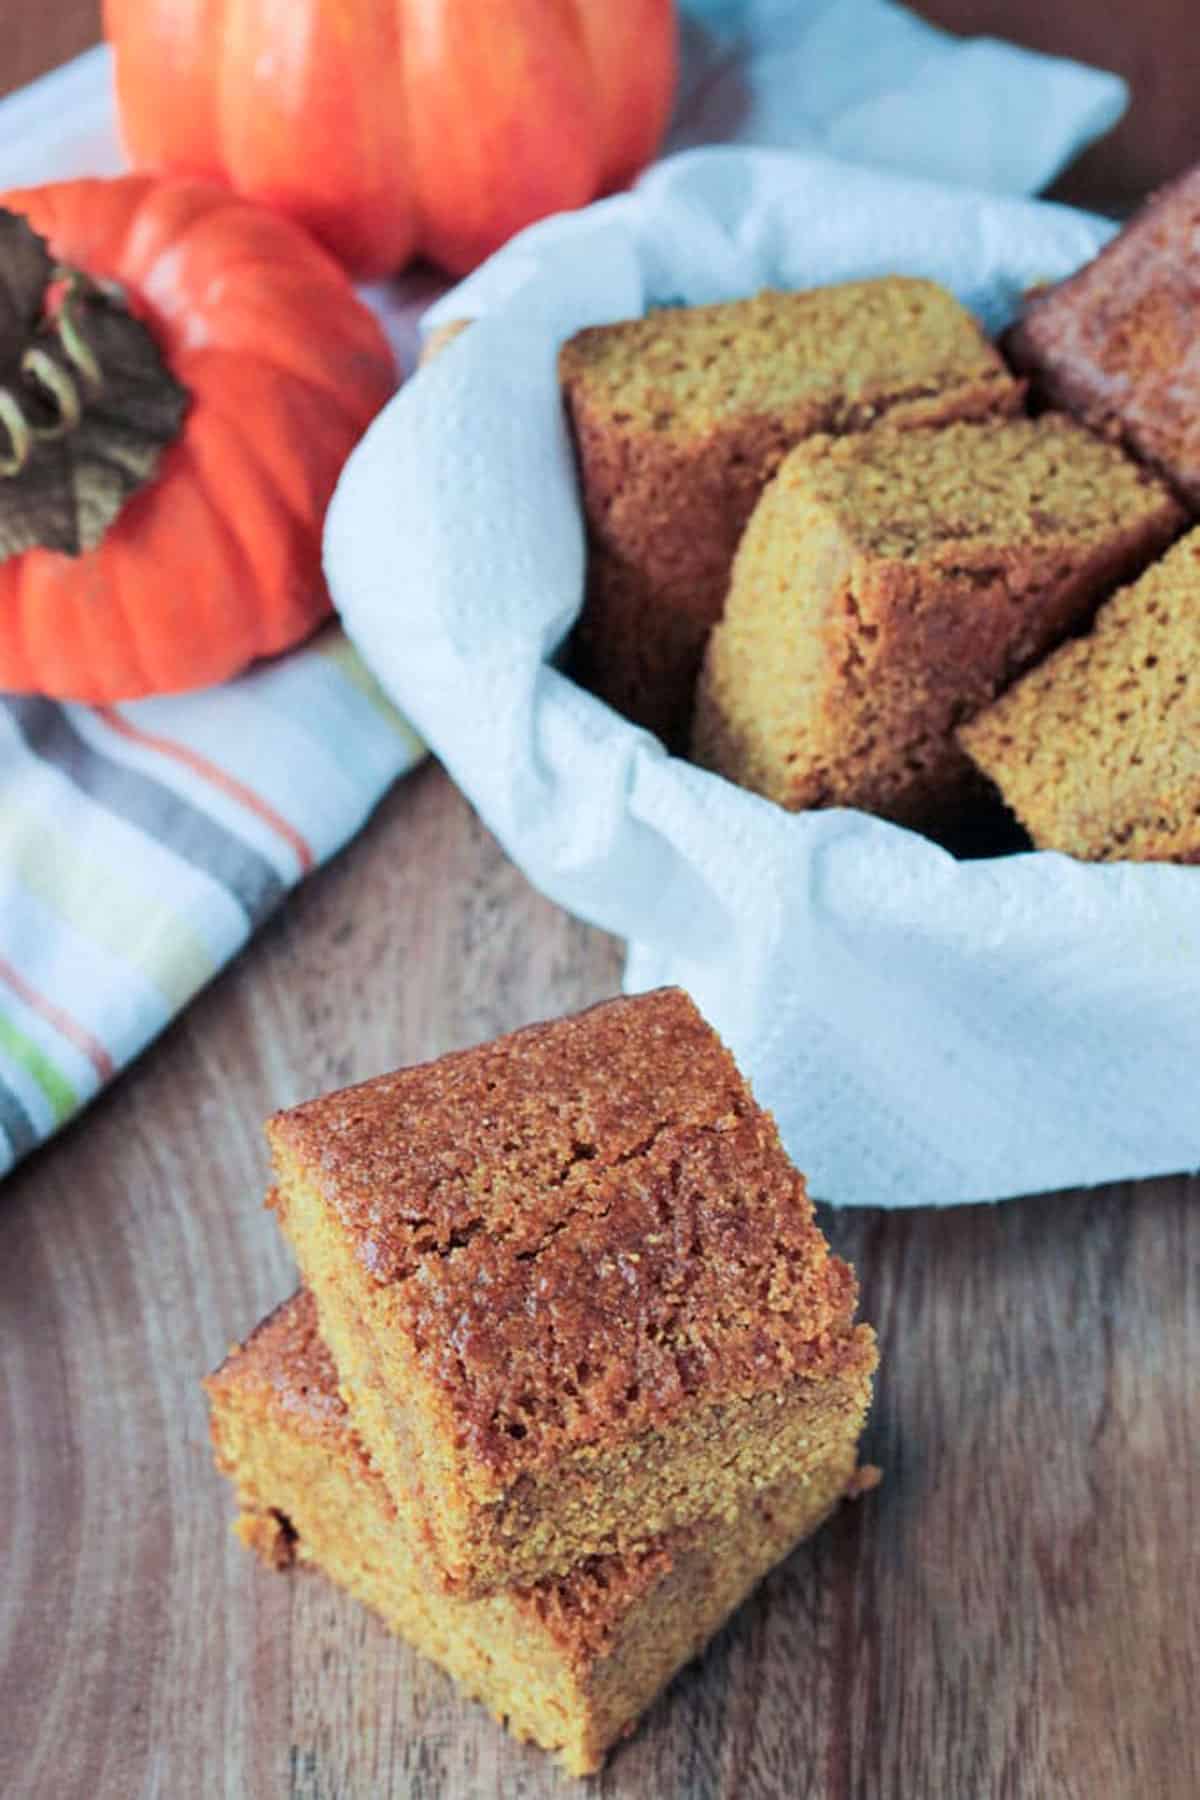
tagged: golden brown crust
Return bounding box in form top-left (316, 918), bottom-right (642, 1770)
top-left (267, 989), bottom-right (857, 1475)
top-left (692, 415), bottom-right (1184, 826)
top-left (1005, 166), bottom-right (1200, 509)
top-left (561, 280), bottom-right (1022, 747)
top-left (207, 1291), bottom-right (873, 1774)
top-left (206, 1289), bottom-right (355, 1452)
top-left (210, 1294), bottom-right (684, 1653)
top-left (958, 524), bottom-right (1200, 861)
top-left (268, 990), bottom-right (749, 1285)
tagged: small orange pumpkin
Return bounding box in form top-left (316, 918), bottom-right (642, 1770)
top-left (0, 175), bottom-right (396, 703)
top-left (102, 0), bottom-right (679, 279)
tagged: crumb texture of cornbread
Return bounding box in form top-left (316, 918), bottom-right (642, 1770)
top-left (560, 279), bottom-right (1022, 746)
top-left (205, 1293), bottom-right (870, 1777)
top-left (267, 987), bottom-right (877, 1595)
top-left (691, 415), bottom-right (1184, 826)
top-left (959, 526), bottom-right (1200, 862)
top-left (1006, 167), bottom-right (1200, 510)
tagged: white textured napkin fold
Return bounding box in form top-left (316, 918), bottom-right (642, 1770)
top-left (669, 0), bottom-right (1126, 196)
top-left (326, 148), bottom-right (1200, 1207)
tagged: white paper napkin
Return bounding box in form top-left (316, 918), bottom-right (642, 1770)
top-left (326, 148), bottom-right (1200, 1207)
top-left (668, 0), bottom-right (1126, 197)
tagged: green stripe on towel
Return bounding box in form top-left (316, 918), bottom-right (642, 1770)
top-left (0, 801), bottom-right (218, 1012)
top-left (0, 1012), bottom-right (78, 1124)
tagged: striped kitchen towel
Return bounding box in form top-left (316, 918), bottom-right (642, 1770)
top-left (0, 632), bottom-right (422, 1172)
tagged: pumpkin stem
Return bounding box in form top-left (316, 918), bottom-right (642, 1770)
top-left (50, 270), bottom-right (106, 390)
top-left (0, 388), bottom-right (32, 477)
top-left (0, 209), bottom-right (189, 562)
top-left (0, 270), bottom-right (111, 475)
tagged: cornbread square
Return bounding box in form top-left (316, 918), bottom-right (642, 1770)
top-left (691, 415), bottom-right (1183, 827)
top-left (1006, 166), bottom-right (1200, 510)
top-left (205, 1292), bottom-right (874, 1778)
top-left (959, 526), bottom-right (1200, 862)
top-left (560, 278), bottom-right (1022, 747)
top-left (267, 987), bottom-right (877, 1596)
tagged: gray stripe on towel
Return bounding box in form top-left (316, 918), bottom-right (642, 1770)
top-left (1, 696), bottom-right (287, 926)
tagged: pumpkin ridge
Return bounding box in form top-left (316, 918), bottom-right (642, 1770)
top-left (191, 349), bottom-right (359, 528)
top-left (161, 266), bottom-right (395, 401)
top-left (105, 0), bottom-right (675, 280)
top-left (108, 443), bottom-right (219, 695)
top-left (170, 198), bottom-right (363, 287)
top-left (171, 443), bottom-right (278, 668)
top-left (131, 188), bottom-right (352, 327)
top-left (106, 535), bottom-right (156, 701)
top-left (177, 364), bottom-right (328, 653)
top-left (130, 209), bottom-right (380, 372)
top-left (186, 336), bottom-right (393, 418)
top-left (110, 178), bottom-right (234, 297)
top-left (59, 539), bottom-right (138, 701)
top-left (99, 174), bottom-right (162, 291)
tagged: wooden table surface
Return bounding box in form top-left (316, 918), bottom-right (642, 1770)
top-left (1, 11), bottom-right (1197, 1799)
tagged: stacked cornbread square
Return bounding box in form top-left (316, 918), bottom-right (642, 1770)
top-left (206, 988), bottom-right (878, 1774)
top-left (207, 1292), bottom-right (874, 1776)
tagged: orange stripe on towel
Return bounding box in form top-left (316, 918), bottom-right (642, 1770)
top-left (0, 956), bottom-right (115, 1083)
top-left (96, 707), bottom-right (315, 875)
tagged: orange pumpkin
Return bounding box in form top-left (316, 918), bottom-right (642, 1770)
top-left (102, 0), bottom-right (679, 280)
top-left (0, 176), bottom-right (396, 703)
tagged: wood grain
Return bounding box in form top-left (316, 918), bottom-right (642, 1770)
top-left (0, 0), bottom-right (100, 100)
top-left (1, 11), bottom-right (1198, 1800)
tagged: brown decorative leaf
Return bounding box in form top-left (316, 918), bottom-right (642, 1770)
top-left (0, 208), bottom-right (189, 563)
top-left (0, 209), bottom-right (52, 354)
